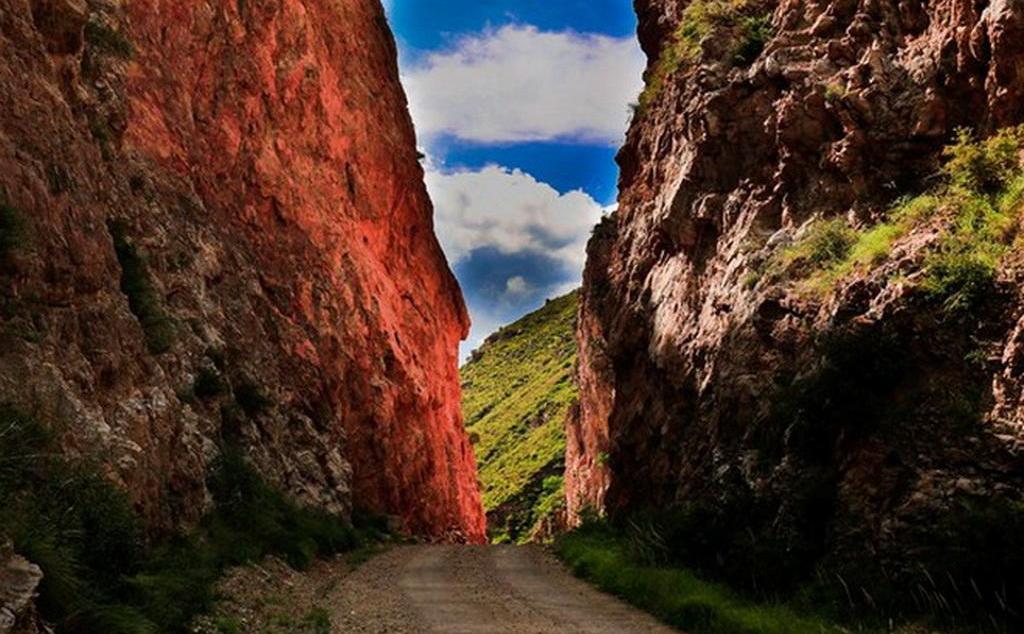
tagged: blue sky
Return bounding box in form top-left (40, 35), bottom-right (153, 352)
top-left (385, 0), bottom-right (645, 356)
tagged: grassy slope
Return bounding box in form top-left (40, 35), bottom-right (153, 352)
top-left (460, 291), bottom-right (579, 543)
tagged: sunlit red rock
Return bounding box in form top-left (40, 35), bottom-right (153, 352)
top-left (0, 0), bottom-right (484, 541)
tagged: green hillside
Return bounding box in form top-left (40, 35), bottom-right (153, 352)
top-left (461, 291), bottom-right (579, 543)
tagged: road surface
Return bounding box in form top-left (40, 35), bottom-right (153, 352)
top-left (328, 544), bottom-right (678, 633)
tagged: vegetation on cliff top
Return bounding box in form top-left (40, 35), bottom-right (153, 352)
top-left (0, 405), bottom-right (380, 633)
top-left (461, 291), bottom-right (579, 543)
top-left (638, 0), bottom-right (773, 112)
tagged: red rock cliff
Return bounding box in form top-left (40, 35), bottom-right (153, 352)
top-left (569, 0), bottom-right (1024, 598)
top-left (0, 0), bottom-right (485, 541)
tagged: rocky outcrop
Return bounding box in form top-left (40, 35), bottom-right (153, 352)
top-left (0, 0), bottom-right (484, 541)
top-left (569, 0), bottom-right (1024, 608)
top-left (0, 541), bottom-right (46, 634)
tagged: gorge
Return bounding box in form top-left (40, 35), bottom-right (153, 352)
top-left (2, 0), bottom-right (1024, 632)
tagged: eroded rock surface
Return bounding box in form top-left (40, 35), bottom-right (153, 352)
top-left (569, 0), bottom-right (1024, 592)
top-left (0, 0), bottom-right (484, 541)
top-left (0, 541), bottom-right (45, 634)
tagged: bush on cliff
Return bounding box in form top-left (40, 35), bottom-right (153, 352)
top-left (0, 196), bottom-right (26, 259)
top-left (0, 405), bottom-right (371, 633)
top-left (193, 367), bottom-right (226, 399)
top-left (109, 221), bottom-right (176, 354)
top-left (84, 20), bottom-right (134, 59)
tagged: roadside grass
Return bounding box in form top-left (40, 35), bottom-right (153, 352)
top-left (555, 525), bottom-right (847, 634)
top-left (0, 405), bottom-right (380, 634)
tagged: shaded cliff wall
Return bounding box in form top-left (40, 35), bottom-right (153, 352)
top-left (569, 0), bottom-right (1023, 580)
top-left (0, 0), bottom-right (484, 541)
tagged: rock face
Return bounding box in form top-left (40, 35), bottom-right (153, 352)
top-left (569, 0), bottom-right (1024, 600)
top-left (0, 541), bottom-right (46, 634)
top-left (0, 0), bottom-right (484, 541)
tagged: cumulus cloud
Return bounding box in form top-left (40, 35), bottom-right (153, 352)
top-left (425, 164), bottom-right (605, 272)
top-left (403, 25), bottom-right (645, 144)
top-left (504, 275), bottom-right (532, 298)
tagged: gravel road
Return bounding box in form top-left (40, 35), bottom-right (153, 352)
top-left (329, 544), bottom-right (677, 633)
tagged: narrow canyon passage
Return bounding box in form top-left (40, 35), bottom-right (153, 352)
top-left (327, 545), bottom-right (677, 633)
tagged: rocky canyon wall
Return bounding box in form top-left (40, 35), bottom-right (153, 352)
top-left (569, 0), bottom-right (1024, 595)
top-left (0, 0), bottom-right (484, 541)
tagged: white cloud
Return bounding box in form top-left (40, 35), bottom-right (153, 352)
top-left (504, 276), bottom-right (532, 297)
top-left (403, 25), bottom-right (645, 144)
top-left (425, 164), bottom-right (605, 271)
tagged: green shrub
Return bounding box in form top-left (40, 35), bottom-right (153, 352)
top-left (823, 82), bottom-right (847, 103)
top-left (85, 20), bottom-right (134, 59)
top-left (918, 128), bottom-right (1024, 313)
top-left (213, 616), bottom-right (243, 634)
top-left (0, 405), bottom-right (372, 633)
top-left (638, 0), bottom-right (770, 111)
top-left (234, 379), bottom-right (271, 416)
top-left (921, 243), bottom-right (999, 313)
top-left (777, 126), bottom-right (1023, 301)
top-left (0, 406), bottom-right (151, 634)
top-left (206, 448), bottom-right (360, 569)
top-left (784, 218), bottom-right (855, 267)
top-left (193, 367), bottom-right (226, 399)
top-left (943, 127), bottom-right (1024, 194)
top-left (0, 197), bottom-right (26, 258)
top-left (733, 13), bottom-right (772, 66)
top-left (540, 475), bottom-right (563, 495)
top-left (109, 222), bottom-right (175, 354)
top-left (302, 608), bottom-right (332, 634)
top-left (555, 523), bottom-right (846, 634)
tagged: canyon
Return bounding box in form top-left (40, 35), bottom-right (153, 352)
top-left (0, 0), bottom-right (483, 544)
top-left (568, 0), bottom-right (1024, 617)
top-left (4, 0), bottom-right (1024, 631)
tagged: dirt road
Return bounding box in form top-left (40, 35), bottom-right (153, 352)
top-left (329, 544), bottom-right (677, 633)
